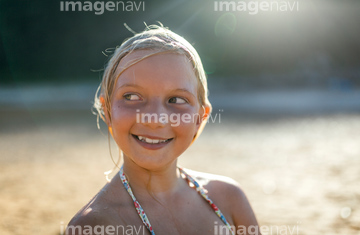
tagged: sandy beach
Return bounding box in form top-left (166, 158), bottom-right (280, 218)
top-left (1, 89), bottom-right (360, 234)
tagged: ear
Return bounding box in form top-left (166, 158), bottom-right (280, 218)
top-left (202, 105), bottom-right (211, 122)
top-left (192, 104), bottom-right (212, 144)
top-left (100, 96), bottom-right (113, 136)
top-left (196, 104), bottom-right (211, 127)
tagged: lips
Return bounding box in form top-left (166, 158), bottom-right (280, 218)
top-left (132, 134), bottom-right (173, 150)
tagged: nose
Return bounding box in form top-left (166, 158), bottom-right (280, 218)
top-left (139, 98), bottom-right (167, 128)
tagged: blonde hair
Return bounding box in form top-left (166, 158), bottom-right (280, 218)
top-left (94, 24), bottom-right (211, 124)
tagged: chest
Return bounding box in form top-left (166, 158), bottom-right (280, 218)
top-left (146, 199), bottom-right (226, 235)
top-left (114, 188), bottom-right (232, 235)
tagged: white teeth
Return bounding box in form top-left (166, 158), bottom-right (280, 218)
top-left (137, 135), bottom-right (169, 144)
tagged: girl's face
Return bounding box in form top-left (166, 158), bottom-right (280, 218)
top-left (107, 50), bottom-right (204, 170)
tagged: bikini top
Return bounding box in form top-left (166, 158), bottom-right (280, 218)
top-left (119, 166), bottom-right (235, 235)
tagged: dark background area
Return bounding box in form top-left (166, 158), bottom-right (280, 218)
top-left (1, 0), bottom-right (359, 88)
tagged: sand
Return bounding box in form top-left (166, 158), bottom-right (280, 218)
top-left (0, 109), bottom-right (359, 235)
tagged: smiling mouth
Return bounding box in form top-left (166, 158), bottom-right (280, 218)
top-left (132, 135), bottom-right (173, 144)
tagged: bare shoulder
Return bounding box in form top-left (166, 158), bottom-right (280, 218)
top-left (66, 193), bottom-right (114, 235)
top-left (66, 177), bottom-right (130, 235)
top-left (182, 168), bottom-right (243, 195)
top-left (183, 168), bottom-right (260, 230)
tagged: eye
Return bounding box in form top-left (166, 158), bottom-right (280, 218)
top-left (123, 93), bottom-right (141, 101)
top-left (168, 97), bottom-right (187, 104)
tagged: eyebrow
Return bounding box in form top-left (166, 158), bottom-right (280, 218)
top-left (172, 88), bottom-right (196, 98)
top-left (118, 83), bottom-right (142, 89)
top-left (114, 83), bottom-right (143, 93)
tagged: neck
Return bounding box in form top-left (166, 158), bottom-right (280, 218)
top-left (122, 156), bottom-right (183, 197)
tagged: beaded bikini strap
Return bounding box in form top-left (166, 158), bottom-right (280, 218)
top-left (178, 167), bottom-right (235, 235)
top-left (119, 166), bottom-right (234, 235)
top-left (119, 167), bottom-right (155, 234)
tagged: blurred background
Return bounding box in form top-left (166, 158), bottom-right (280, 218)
top-left (0, 0), bottom-right (359, 234)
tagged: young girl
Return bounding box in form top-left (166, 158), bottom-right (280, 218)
top-left (67, 25), bottom-right (260, 235)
